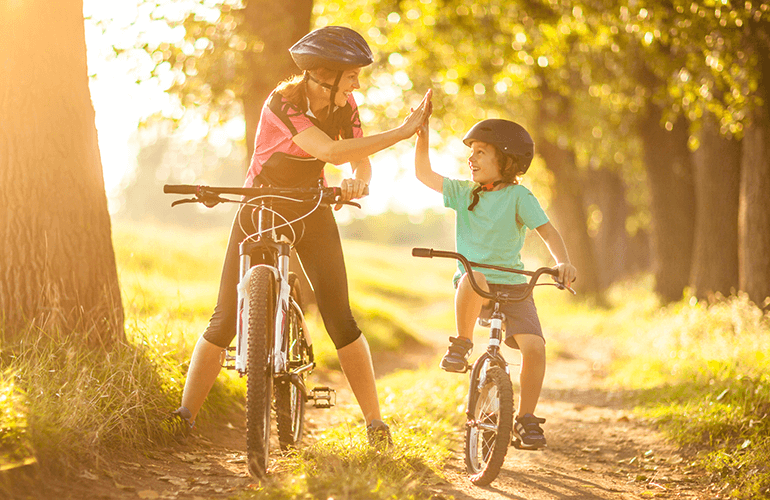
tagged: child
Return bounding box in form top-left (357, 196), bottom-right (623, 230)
top-left (414, 117), bottom-right (577, 449)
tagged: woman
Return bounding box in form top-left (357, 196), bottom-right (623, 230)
top-left (172, 26), bottom-right (432, 446)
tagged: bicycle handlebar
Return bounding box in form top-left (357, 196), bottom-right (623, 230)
top-left (163, 184), bottom-right (369, 209)
top-left (412, 247), bottom-right (575, 301)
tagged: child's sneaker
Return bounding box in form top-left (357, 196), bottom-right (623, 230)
top-left (366, 419), bottom-right (393, 449)
top-left (512, 413), bottom-right (547, 450)
top-left (439, 336), bottom-right (473, 373)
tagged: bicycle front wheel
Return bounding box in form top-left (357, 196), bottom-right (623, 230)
top-left (465, 366), bottom-right (514, 486)
top-left (275, 273), bottom-right (310, 450)
top-left (245, 266), bottom-right (275, 478)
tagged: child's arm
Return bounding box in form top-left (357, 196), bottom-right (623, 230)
top-left (535, 222), bottom-right (577, 284)
top-left (414, 105), bottom-right (444, 193)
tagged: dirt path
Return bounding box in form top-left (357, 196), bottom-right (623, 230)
top-left (30, 327), bottom-right (711, 500)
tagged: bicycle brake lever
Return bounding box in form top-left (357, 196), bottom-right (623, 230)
top-left (171, 197), bottom-right (198, 207)
top-left (552, 282), bottom-right (577, 295)
top-left (333, 197), bottom-right (362, 209)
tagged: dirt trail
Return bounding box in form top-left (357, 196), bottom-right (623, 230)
top-left (29, 327), bottom-right (710, 500)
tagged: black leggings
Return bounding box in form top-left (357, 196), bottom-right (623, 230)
top-left (202, 205), bottom-right (362, 350)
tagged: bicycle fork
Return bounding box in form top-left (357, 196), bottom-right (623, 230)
top-left (466, 305), bottom-right (509, 421)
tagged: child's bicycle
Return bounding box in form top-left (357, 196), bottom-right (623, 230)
top-left (412, 248), bottom-right (576, 486)
top-left (165, 182), bottom-right (363, 478)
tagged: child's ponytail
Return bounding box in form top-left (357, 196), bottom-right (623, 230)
top-left (468, 180), bottom-right (504, 211)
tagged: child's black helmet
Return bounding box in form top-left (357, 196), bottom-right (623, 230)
top-left (463, 119), bottom-right (535, 173)
top-left (290, 26), bottom-right (374, 71)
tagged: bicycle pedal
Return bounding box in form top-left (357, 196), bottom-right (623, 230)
top-left (307, 386), bottom-right (336, 409)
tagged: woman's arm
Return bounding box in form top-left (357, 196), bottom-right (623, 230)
top-left (293, 90), bottom-right (432, 165)
top-left (414, 113), bottom-right (444, 193)
top-left (535, 221), bottom-right (577, 284)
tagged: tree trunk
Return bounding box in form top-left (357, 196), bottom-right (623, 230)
top-left (690, 116), bottom-right (741, 300)
top-left (638, 105), bottom-right (696, 302)
top-left (0, 0), bottom-right (124, 342)
top-left (240, 1), bottom-right (316, 307)
top-left (537, 141), bottom-right (602, 297)
top-left (584, 168), bottom-right (634, 288)
top-left (533, 82), bottom-right (601, 296)
top-left (241, 0), bottom-right (313, 160)
top-left (739, 98), bottom-right (770, 309)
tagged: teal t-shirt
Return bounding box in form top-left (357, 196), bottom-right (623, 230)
top-left (443, 178), bottom-right (549, 286)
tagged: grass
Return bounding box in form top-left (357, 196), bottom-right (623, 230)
top-left (545, 279), bottom-right (770, 499)
top-left (2, 220), bottom-right (770, 498)
top-left (237, 367), bottom-right (466, 499)
top-left (0, 221), bottom-right (437, 480)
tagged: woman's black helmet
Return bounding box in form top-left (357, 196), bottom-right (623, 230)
top-left (463, 119), bottom-right (535, 173)
top-left (290, 26), bottom-right (373, 71)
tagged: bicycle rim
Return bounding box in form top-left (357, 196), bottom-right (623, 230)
top-left (464, 366), bottom-right (514, 486)
top-left (276, 300), bottom-right (308, 449)
top-left (246, 267), bottom-right (275, 478)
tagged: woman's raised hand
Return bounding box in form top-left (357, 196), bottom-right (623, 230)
top-left (401, 90), bottom-right (433, 138)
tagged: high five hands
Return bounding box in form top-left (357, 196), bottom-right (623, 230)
top-left (402, 89), bottom-right (433, 139)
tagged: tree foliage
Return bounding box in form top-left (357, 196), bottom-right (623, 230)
top-left (115, 0), bottom-right (770, 304)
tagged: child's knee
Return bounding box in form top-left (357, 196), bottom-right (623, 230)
top-left (516, 335), bottom-right (546, 360)
top-left (458, 270), bottom-right (489, 292)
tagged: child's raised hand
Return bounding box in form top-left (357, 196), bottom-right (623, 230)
top-left (401, 89), bottom-right (432, 137)
top-left (415, 98), bottom-right (433, 138)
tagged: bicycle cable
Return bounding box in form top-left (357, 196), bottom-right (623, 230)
top-left (237, 193), bottom-right (325, 246)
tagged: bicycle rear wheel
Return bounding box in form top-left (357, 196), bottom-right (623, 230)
top-left (464, 366), bottom-right (514, 486)
top-left (245, 266), bottom-right (275, 478)
top-left (276, 273), bottom-right (311, 450)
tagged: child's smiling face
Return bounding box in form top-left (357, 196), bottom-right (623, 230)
top-left (468, 141), bottom-right (503, 185)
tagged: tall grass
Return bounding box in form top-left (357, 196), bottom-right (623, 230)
top-left (4, 220), bottom-right (769, 499)
top-left (238, 367), bottom-right (466, 500)
top-left (548, 279), bottom-right (770, 499)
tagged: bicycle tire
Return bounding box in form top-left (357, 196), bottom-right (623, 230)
top-left (464, 366), bottom-right (514, 486)
top-left (275, 274), bottom-right (309, 450)
top-left (245, 266), bottom-right (275, 478)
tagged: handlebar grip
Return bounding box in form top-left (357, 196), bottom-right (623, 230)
top-left (329, 185), bottom-right (370, 196)
top-left (163, 184), bottom-right (198, 194)
top-left (543, 268), bottom-right (559, 278)
top-left (412, 247), bottom-right (433, 258)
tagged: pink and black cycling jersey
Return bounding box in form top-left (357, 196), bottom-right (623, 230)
top-left (245, 91), bottom-right (364, 189)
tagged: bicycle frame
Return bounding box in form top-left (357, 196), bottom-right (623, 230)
top-left (234, 196), bottom-right (305, 379)
top-left (411, 247), bottom-right (576, 436)
top-left (466, 304), bottom-right (509, 421)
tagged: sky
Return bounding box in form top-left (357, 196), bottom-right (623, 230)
top-left (82, 0), bottom-right (460, 218)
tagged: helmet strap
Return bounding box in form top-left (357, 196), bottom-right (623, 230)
top-left (481, 180), bottom-right (504, 191)
top-left (468, 180), bottom-right (504, 211)
top-left (307, 70), bottom-right (344, 118)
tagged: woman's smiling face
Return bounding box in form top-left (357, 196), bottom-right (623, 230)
top-left (333, 68), bottom-right (361, 107)
top-left (468, 141), bottom-right (503, 185)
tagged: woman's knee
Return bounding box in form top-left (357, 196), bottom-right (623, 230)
top-left (331, 328), bottom-right (362, 350)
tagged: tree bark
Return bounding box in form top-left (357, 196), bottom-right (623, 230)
top-left (533, 90), bottom-right (600, 296)
top-left (638, 105), bottom-right (696, 302)
top-left (0, 0), bottom-right (124, 342)
top-left (739, 109), bottom-right (770, 309)
top-left (690, 116), bottom-right (741, 300)
top-left (584, 169), bottom-right (636, 288)
top-left (241, 0), bottom-right (313, 160)
top-left (537, 140), bottom-right (602, 297)
top-left (240, 1), bottom-right (316, 307)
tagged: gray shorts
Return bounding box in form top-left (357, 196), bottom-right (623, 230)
top-left (478, 283), bottom-right (543, 349)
